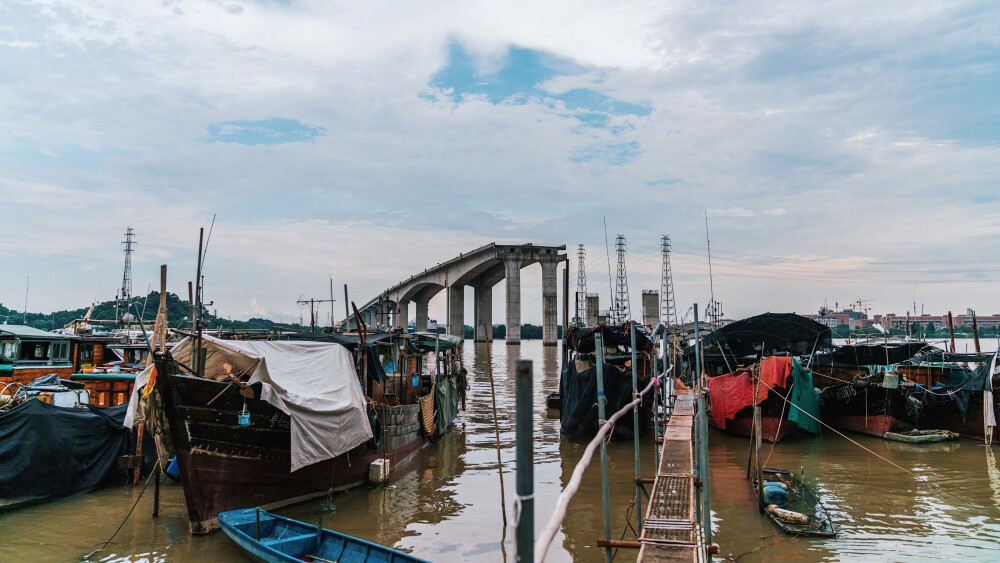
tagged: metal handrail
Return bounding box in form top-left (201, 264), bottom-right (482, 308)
top-left (534, 366), bottom-right (674, 561)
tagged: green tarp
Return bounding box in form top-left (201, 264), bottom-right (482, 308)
top-left (788, 357), bottom-right (821, 433)
top-left (435, 377), bottom-right (459, 436)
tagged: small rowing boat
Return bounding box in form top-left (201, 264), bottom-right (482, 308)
top-left (218, 508), bottom-right (429, 563)
top-left (750, 468), bottom-right (836, 537)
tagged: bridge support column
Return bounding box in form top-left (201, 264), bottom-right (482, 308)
top-left (415, 300), bottom-right (429, 332)
top-left (505, 258), bottom-right (522, 345)
top-left (474, 285), bottom-right (493, 342)
top-left (398, 301), bottom-right (408, 331)
top-left (541, 260), bottom-right (558, 346)
top-left (448, 285), bottom-right (465, 339)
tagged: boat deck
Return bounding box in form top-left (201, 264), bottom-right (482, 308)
top-left (638, 390), bottom-right (703, 562)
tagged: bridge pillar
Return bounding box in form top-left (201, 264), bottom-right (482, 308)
top-left (398, 301), bottom-right (408, 330)
top-left (448, 285), bottom-right (465, 339)
top-left (474, 284), bottom-right (492, 342)
top-left (541, 260), bottom-right (558, 346)
top-left (415, 300), bottom-right (429, 332)
top-left (504, 258), bottom-right (522, 345)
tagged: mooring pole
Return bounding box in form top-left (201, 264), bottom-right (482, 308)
top-left (629, 321), bottom-right (643, 531)
top-left (693, 304), bottom-right (712, 554)
top-left (652, 338), bottom-right (661, 469)
top-left (514, 359), bottom-right (534, 562)
top-left (595, 332), bottom-right (613, 563)
top-left (152, 464), bottom-right (161, 517)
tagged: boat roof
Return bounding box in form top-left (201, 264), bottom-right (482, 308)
top-left (0, 325), bottom-right (70, 340)
top-left (694, 312), bottom-right (832, 360)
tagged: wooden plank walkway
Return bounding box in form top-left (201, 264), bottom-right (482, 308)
top-left (637, 390), bottom-right (703, 562)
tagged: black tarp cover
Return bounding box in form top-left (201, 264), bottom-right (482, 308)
top-left (563, 323), bottom-right (653, 355)
top-left (829, 342), bottom-right (937, 366)
top-left (0, 399), bottom-right (134, 512)
top-left (691, 313), bottom-right (832, 361)
top-left (559, 360), bottom-right (646, 439)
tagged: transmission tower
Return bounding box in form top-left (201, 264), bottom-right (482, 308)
top-left (576, 244), bottom-right (587, 324)
top-left (613, 235), bottom-right (631, 323)
top-left (119, 226), bottom-right (136, 321)
top-left (660, 235), bottom-right (678, 327)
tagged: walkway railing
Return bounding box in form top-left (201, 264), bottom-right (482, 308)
top-left (533, 364), bottom-right (672, 561)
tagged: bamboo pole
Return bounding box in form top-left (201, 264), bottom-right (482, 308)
top-left (629, 321), bottom-right (642, 531)
top-left (483, 324), bottom-right (508, 525)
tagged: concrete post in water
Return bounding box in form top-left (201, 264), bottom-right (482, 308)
top-left (415, 300), bottom-right (429, 332)
top-left (514, 359), bottom-right (534, 562)
top-left (595, 332), bottom-right (613, 563)
top-left (505, 258), bottom-right (522, 345)
top-left (629, 321), bottom-right (642, 530)
top-left (541, 260), bottom-right (559, 346)
top-left (448, 284), bottom-right (464, 338)
top-left (473, 284), bottom-right (493, 342)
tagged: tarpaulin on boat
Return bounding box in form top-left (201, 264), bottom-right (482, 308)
top-left (0, 399), bottom-right (130, 512)
top-left (829, 342), bottom-right (935, 366)
top-left (434, 377), bottom-right (459, 436)
top-left (691, 313), bottom-right (832, 364)
top-left (170, 336), bottom-right (372, 472)
top-left (564, 323), bottom-right (653, 355)
top-left (706, 356), bottom-right (821, 433)
top-left (559, 359), bottom-right (645, 439)
top-left (947, 352), bottom-right (998, 421)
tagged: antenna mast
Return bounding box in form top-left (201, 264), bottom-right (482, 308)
top-left (660, 235), bottom-right (678, 328)
top-left (613, 234), bottom-right (631, 323)
top-left (120, 226), bottom-right (136, 322)
top-left (576, 244), bottom-right (587, 324)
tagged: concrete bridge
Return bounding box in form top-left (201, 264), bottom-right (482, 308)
top-left (353, 243), bottom-right (567, 345)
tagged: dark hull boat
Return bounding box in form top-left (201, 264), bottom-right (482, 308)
top-left (157, 369), bottom-right (429, 533)
top-left (219, 508), bottom-right (427, 562)
top-left (819, 373), bottom-right (919, 438)
top-left (915, 357), bottom-right (998, 442)
top-left (151, 331), bottom-right (463, 533)
top-left (558, 322), bottom-right (652, 439)
top-left (812, 342), bottom-right (938, 438)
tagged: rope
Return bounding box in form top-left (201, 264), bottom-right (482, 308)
top-left (83, 469), bottom-right (157, 559)
top-left (533, 366), bottom-right (673, 562)
top-left (751, 373), bottom-right (982, 508)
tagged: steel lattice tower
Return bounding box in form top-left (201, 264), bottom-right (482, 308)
top-left (576, 244), bottom-right (587, 324)
top-left (660, 235), bottom-right (678, 327)
top-left (119, 226), bottom-right (136, 321)
top-left (613, 235), bottom-right (630, 323)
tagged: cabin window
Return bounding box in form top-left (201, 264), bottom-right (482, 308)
top-left (19, 342), bottom-right (51, 361)
top-left (52, 342), bottom-right (70, 361)
top-left (78, 343), bottom-right (94, 362)
top-left (0, 342), bottom-right (16, 361)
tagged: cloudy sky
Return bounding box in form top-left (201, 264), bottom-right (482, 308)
top-left (2, 0), bottom-right (999, 326)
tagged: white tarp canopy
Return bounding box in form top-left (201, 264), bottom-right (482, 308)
top-left (168, 335), bottom-right (372, 472)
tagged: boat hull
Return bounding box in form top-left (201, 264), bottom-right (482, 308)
top-left (157, 364), bottom-right (433, 533)
top-left (709, 409), bottom-right (799, 442)
top-left (819, 379), bottom-right (916, 438)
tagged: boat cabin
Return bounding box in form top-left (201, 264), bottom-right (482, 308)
top-left (0, 325), bottom-right (74, 385)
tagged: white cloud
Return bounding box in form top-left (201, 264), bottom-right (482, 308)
top-left (2, 0), bottom-right (999, 322)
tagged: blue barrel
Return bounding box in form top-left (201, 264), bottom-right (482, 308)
top-left (762, 481), bottom-right (789, 508)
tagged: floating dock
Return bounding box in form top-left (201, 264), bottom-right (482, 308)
top-left (638, 390), bottom-right (703, 562)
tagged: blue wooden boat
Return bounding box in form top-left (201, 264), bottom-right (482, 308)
top-left (218, 508), bottom-right (429, 563)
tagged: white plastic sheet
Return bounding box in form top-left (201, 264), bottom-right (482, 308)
top-left (169, 335), bottom-right (372, 471)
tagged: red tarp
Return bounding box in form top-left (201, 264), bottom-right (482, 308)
top-left (707, 356), bottom-right (792, 428)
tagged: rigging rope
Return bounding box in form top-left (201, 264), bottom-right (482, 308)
top-left (752, 373), bottom-right (982, 508)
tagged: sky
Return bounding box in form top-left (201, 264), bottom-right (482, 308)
top-left (2, 0), bottom-right (999, 326)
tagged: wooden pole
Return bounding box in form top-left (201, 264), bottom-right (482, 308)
top-left (948, 311), bottom-right (956, 353)
top-left (972, 311), bottom-right (982, 354)
top-left (483, 324), bottom-right (508, 525)
top-left (152, 464), bottom-right (161, 517)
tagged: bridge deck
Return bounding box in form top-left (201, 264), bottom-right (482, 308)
top-left (638, 390), bottom-right (703, 562)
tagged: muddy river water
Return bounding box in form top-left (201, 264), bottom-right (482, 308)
top-left (2, 339), bottom-right (999, 561)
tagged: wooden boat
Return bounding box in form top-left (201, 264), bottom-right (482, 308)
top-left (750, 467), bottom-right (836, 537)
top-left (218, 508), bottom-right (428, 562)
top-left (150, 330), bottom-right (463, 533)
